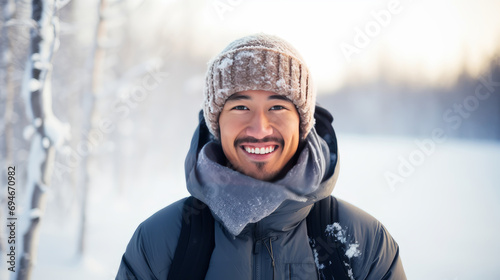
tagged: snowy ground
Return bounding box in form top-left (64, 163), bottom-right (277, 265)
top-left (9, 134), bottom-right (500, 280)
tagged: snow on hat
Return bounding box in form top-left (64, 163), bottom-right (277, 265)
top-left (203, 33), bottom-right (316, 139)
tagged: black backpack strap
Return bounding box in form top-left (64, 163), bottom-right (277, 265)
top-left (307, 196), bottom-right (351, 280)
top-left (168, 197), bottom-right (215, 280)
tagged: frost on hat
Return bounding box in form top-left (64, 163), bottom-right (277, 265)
top-left (203, 33), bottom-right (316, 139)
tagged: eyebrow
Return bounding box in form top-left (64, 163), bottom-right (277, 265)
top-left (268, 95), bottom-right (291, 102)
top-left (226, 94), bottom-right (292, 102)
top-left (226, 94), bottom-right (250, 102)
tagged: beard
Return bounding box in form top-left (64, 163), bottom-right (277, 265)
top-left (227, 159), bottom-right (280, 181)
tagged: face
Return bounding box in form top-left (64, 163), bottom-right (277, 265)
top-left (218, 90), bottom-right (300, 181)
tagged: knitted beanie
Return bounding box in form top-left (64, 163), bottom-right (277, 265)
top-left (203, 34), bottom-right (316, 139)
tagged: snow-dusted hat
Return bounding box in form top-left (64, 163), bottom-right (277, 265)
top-left (203, 33), bottom-right (316, 139)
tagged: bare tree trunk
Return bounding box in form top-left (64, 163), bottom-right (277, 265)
top-left (1, 0), bottom-right (16, 256)
top-left (2, 0), bottom-right (16, 167)
top-left (17, 1), bottom-right (61, 279)
top-left (77, 0), bottom-right (107, 256)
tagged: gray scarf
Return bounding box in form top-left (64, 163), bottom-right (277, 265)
top-left (187, 128), bottom-right (331, 236)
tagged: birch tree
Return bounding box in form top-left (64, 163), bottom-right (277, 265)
top-left (1, 0), bottom-right (15, 257)
top-left (1, 0), bottom-right (16, 167)
top-left (16, 0), bottom-right (68, 279)
top-left (76, 0), bottom-right (108, 256)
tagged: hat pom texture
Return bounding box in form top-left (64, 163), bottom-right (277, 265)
top-left (203, 34), bottom-right (316, 139)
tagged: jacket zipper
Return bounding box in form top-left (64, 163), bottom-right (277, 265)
top-left (263, 238), bottom-right (276, 279)
top-left (253, 222), bottom-right (277, 280)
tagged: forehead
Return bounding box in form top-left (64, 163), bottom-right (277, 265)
top-left (226, 90), bottom-right (292, 103)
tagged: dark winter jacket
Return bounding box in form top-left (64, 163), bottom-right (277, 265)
top-left (116, 107), bottom-right (406, 280)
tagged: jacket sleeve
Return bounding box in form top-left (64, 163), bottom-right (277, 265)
top-left (337, 199), bottom-right (407, 280)
top-left (366, 223), bottom-right (406, 280)
top-left (116, 198), bottom-right (187, 280)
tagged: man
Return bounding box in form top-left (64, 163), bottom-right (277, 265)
top-left (116, 34), bottom-right (406, 279)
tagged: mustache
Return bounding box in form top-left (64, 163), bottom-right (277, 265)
top-left (234, 136), bottom-right (284, 147)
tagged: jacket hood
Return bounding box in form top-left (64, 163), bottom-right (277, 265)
top-left (184, 105), bottom-right (339, 236)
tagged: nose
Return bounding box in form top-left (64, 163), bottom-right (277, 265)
top-left (246, 110), bottom-right (273, 139)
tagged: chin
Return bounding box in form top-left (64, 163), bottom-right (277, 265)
top-left (244, 169), bottom-right (279, 182)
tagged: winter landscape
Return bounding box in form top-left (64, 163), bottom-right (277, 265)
top-left (1, 0), bottom-right (500, 279)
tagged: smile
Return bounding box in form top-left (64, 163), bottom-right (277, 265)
top-left (242, 145), bottom-right (277, 155)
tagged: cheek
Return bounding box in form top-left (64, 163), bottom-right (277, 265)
top-left (277, 115), bottom-right (300, 140)
top-left (219, 115), bottom-right (241, 150)
top-left (220, 121), bottom-right (238, 140)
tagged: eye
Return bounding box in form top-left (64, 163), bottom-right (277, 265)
top-left (231, 105), bottom-right (248, 110)
top-left (270, 105), bottom-right (286, 111)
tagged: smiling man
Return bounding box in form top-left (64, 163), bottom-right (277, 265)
top-left (117, 34), bottom-right (406, 280)
top-left (219, 91), bottom-right (300, 181)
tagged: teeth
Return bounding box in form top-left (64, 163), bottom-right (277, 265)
top-left (244, 146), bottom-right (275, 155)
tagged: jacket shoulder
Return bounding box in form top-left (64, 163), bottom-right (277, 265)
top-left (117, 197), bottom-right (187, 280)
top-left (336, 198), bottom-right (406, 280)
